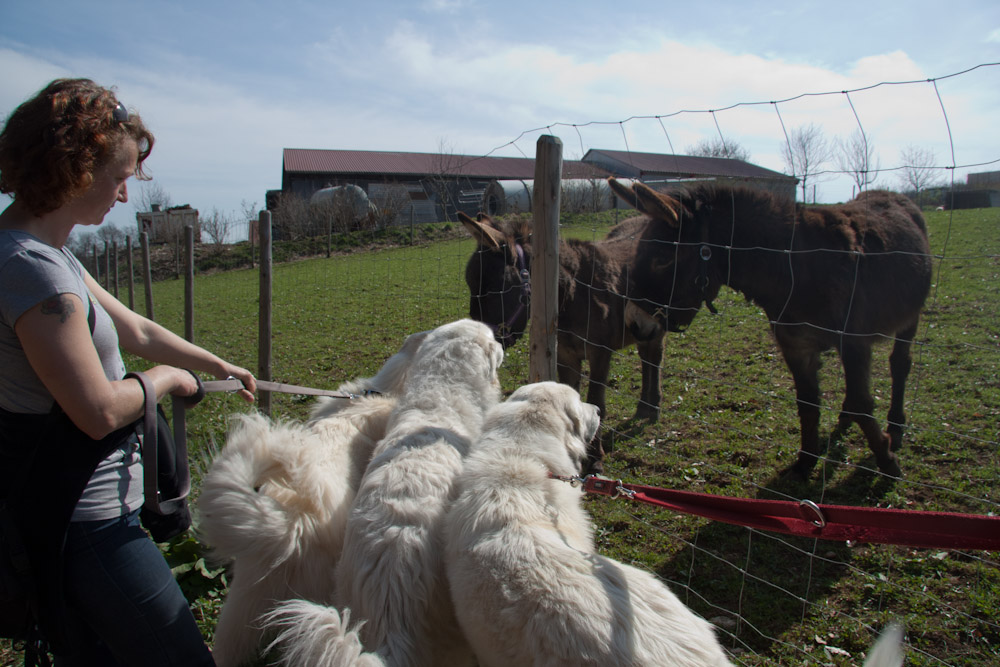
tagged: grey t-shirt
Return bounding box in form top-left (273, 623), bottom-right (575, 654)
top-left (0, 230), bottom-right (143, 521)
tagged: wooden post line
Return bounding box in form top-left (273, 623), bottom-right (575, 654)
top-left (258, 210), bottom-right (273, 416)
top-left (529, 135), bottom-right (562, 383)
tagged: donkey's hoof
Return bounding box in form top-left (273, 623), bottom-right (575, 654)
top-left (633, 403), bottom-right (661, 423)
top-left (887, 427), bottom-right (904, 452)
top-left (877, 457), bottom-right (903, 479)
top-left (780, 461), bottom-right (812, 482)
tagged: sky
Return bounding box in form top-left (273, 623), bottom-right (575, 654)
top-left (2, 0), bottom-right (999, 240)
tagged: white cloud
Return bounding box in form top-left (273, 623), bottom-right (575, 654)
top-left (3, 15), bottom-right (998, 214)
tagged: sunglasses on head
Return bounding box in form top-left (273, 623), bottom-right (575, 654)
top-left (112, 101), bottom-right (129, 123)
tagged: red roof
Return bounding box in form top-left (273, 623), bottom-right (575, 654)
top-left (584, 149), bottom-right (793, 181)
top-left (283, 148), bottom-right (606, 180)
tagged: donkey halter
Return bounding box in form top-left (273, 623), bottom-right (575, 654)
top-left (491, 242), bottom-right (531, 348)
top-left (695, 220), bottom-right (719, 315)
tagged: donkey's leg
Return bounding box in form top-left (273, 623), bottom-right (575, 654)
top-left (777, 336), bottom-right (824, 477)
top-left (584, 345), bottom-right (610, 420)
top-left (634, 335), bottom-right (664, 421)
top-left (838, 341), bottom-right (901, 477)
top-left (584, 346), bottom-right (612, 470)
top-left (558, 342), bottom-right (606, 471)
top-left (556, 340), bottom-right (584, 392)
top-left (887, 323), bottom-right (918, 453)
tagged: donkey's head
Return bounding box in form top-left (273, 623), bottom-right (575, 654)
top-left (608, 178), bottom-right (723, 336)
top-left (459, 212), bottom-right (532, 349)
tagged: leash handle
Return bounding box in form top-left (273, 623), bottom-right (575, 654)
top-left (180, 369), bottom-right (205, 408)
top-left (125, 371), bottom-right (190, 516)
top-left (125, 371), bottom-right (160, 514)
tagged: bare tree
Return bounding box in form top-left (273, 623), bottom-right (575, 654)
top-left (95, 222), bottom-right (127, 247)
top-left (687, 136), bottom-right (752, 162)
top-left (368, 184), bottom-right (411, 228)
top-left (66, 228), bottom-right (96, 259)
top-left (240, 199), bottom-right (259, 243)
top-left (271, 193), bottom-right (312, 240)
top-left (200, 207), bottom-right (233, 246)
top-left (429, 138), bottom-right (462, 222)
top-left (836, 129), bottom-right (881, 196)
top-left (133, 181), bottom-right (173, 214)
top-left (781, 123), bottom-right (833, 202)
top-left (896, 145), bottom-right (945, 207)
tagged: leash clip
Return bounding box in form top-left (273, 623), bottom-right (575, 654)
top-left (582, 475), bottom-right (634, 500)
top-left (550, 474), bottom-right (586, 488)
top-left (798, 499), bottom-right (827, 528)
top-left (224, 376), bottom-right (241, 394)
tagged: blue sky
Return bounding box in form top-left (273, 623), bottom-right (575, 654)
top-left (2, 0), bottom-right (999, 236)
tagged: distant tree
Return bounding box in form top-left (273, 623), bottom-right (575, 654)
top-left (836, 129), bottom-right (881, 196)
top-left (896, 145), bottom-right (945, 207)
top-left (66, 228), bottom-right (96, 259)
top-left (200, 207), bottom-right (233, 246)
top-left (271, 192), bottom-right (313, 240)
top-left (429, 138), bottom-right (462, 222)
top-left (241, 199), bottom-right (259, 243)
top-left (687, 136), bottom-right (752, 162)
top-left (133, 181), bottom-right (173, 214)
top-left (95, 222), bottom-right (127, 247)
top-left (368, 184), bottom-right (411, 228)
top-left (781, 123), bottom-right (833, 202)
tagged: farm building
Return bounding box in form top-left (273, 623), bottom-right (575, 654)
top-left (271, 147), bottom-right (798, 228)
top-left (581, 149), bottom-right (798, 201)
top-left (135, 204), bottom-right (201, 243)
top-left (966, 170), bottom-right (1000, 188)
top-left (949, 170), bottom-right (1000, 209)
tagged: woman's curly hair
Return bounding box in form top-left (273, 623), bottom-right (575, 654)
top-left (0, 78), bottom-right (155, 216)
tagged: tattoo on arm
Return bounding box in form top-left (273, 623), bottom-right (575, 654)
top-left (40, 295), bottom-right (77, 323)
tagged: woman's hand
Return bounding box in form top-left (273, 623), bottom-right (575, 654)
top-left (217, 363), bottom-right (256, 404)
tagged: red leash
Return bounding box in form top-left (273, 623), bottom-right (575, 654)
top-left (569, 476), bottom-right (1000, 551)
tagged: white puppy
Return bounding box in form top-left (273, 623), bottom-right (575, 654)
top-left (197, 330), bottom-right (428, 667)
top-left (265, 319), bottom-right (503, 667)
top-left (444, 381), bottom-right (734, 667)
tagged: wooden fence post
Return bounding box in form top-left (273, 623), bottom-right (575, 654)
top-left (184, 225), bottom-right (194, 343)
top-left (103, 241), bottom-right (111, 291)
top-left (529, 135), bottom-right (562, 383)
top-left (112, 239), bottom-right (119, 299)
top-left (126, 235), bottom-right (135, 311)
top-left (140, 231), bottom-right (154, 321)
top-left (258, 210), bottom-right (273, 416)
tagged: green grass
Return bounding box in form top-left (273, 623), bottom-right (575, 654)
top-left (3, 209), bottom-right (997, 666)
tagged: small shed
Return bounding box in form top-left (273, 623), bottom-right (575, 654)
top-left (136, 204), bottom-right (201, 244)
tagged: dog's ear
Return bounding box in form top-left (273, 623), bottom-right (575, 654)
top-left (401, 329), bottom-right (430, 356)
top-left (565, 395), bottom-right (600, 449)
top-left (484, 339), bottom-right (504, 382)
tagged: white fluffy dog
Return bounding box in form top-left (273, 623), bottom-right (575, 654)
top-left (443, 381), bottom-right (734, 667)
top-left (197, 330), bottom-right (429, 667)
top-left (265, 319), bottom-right (503, 667)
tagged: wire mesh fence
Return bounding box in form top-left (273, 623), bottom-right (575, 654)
top-left (83, 62), bottom-right (999, 665)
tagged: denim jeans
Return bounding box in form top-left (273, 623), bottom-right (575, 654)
top-left (54, 509), bottom-right (215, 667)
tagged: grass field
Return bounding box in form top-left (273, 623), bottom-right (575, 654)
top-left (3, 207), bottom-right (997, 666)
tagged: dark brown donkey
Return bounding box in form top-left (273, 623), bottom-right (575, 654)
top-left (608, 178), bottom-right (932, 478)
top-left (459, 211), bottom-right (665, 469)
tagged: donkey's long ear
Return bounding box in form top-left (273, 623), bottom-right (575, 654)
top-left (608, 177), bottom-right (640, 210)
top-left (632, 182), bottom-right (681, 227)
top-left (607, 178), bottom-right (680, 227)
top-left (458, 211), bottom-right (504, 250)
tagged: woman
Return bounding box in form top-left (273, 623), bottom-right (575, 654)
top-left (0, 78), bottom-right (255, 666)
